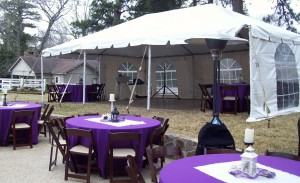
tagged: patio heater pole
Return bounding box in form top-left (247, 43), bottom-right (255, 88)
top-left (205, 39), bottom-right (227, 125)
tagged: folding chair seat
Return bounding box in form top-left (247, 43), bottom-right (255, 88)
top-left (108, 132), bottom-right (141, 182)
top-left (65, 128), bottom-right (101, 183)
top-left (38, 105), bottom-right (54, 139)
top-left (46, 119), bottom-right (67, 171)
top-left (125, 155), bottom-right (146, 183)
top-left (198, 84), bottom-right (213, 112)
top-left (10, 110), bottom-right (35, 150)
top-left (264, 149), bottom-right (300, 161)
top-left (220, 85), bottom-right (238, 115)
top-left (146, 145), bottom-right (183, 183)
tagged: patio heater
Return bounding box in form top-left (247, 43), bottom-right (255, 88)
top-left (185, 35), bottom-right (247, 125)
top-left (205, 39), bottom-right (227, 124)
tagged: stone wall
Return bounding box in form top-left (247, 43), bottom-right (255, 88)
top-left (164, 132), bottom-right (198, 157)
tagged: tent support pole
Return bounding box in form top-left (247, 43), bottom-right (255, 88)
top-left (98, 56), bottom-right (101, 84)
top-left (41, 55), bottom-right (44, 103)
top-left (147, 45), bottom-right (151, 111)
top-left (83, 51), bottom-right (86, 104)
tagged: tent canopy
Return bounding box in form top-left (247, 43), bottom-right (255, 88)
top-left (42, 4), bottom-right (300, 58)
top-left (42, 4), bottom-right (300, 122)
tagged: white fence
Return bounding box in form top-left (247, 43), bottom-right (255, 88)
top-left (0, 78), bottom-right (46, 91)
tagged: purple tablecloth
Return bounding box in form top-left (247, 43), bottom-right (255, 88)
top-left (63, 84), bottom-right (94, 102)
top-left (0, 102), bottom-right (41, 146)
top-left (213, 83), bottom-right (249, 113)
top-left (66, 115), bottom-right (160, 177)
top-left (159, 154), bottom-right (300, 183)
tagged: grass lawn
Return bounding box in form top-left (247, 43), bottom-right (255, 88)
top-left (9, 93), bottom-right (300, 155)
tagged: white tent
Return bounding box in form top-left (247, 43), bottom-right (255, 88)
top-left (42, 4), bottom-right (300, 122)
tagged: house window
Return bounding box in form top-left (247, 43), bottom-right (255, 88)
top-left (275, 43), bottom-right (299, 110)
top-left (155, 62), bottom-right (178, 95)
top-left (220, 58), bottom-right (243, 84)
top-left (55, 77), bottom-right (58, 84)
top-left (118, 62), bottom-right (137, 83)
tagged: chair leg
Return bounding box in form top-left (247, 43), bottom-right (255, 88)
top-left (49, 141), bottom-right (55, 171)
top-left (65, 152), bottom-right (69, 180)
top-left (29, 128), bottom-right (32, 148)
top-left (109, 157), bottom-right (113, 182)
top-left (13, 129), bottom-right (16, 150)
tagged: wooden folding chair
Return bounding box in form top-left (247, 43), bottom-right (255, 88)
top-left (78, 113), bottom-right (99, 117)
top-left (245, 84), bottom-right (250, 114)
top-left (204, 148), bottom-right (243, 154)
top-left (65, 128), bottom-right (101, 183)
top-left (46, 119), bottom-right (67, 171)
top-left (264, 149), bottom-right (300, 161)
top-left (108, 132), bottom-right (141, 182)
top-left (144, 123), bottom-right (169, 168)
top-left (47, 84), bottom-right (59, 102)
top-left (152, 116), bottom-right (169, 127)
top-left (125, 155), bottom-right (146, 183)
top-left (199, 84), bottom-right (213, 112)
top-left (39, 103), bottom-right (50, 122)
top-left (38, 105), bottom-right (54, 139)
top-left (220, 85), bottom-right (238, 115)
top-left (10, 110), bottom-right (35, 150)
top-left (56, 84), bottom-right (72, 102)
top-left (146, 145), bottom-right (183, 183)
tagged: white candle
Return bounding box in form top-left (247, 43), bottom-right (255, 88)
top-left (2, 89), bottom-right (7, 95)
top-left (109, 94), bottom-right (115, 101)
top-left (244, 128), bottom-right (254, 143)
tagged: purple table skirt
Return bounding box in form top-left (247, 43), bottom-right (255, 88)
top-left (159, 154), bottom-right (300, 183)
top-left (212, 83), bottom-right (249, 113)
top-left (66, 115), bottom-right (160, 177)
top-left (0, 102), bottom-right (41, 146)
top-left (63, 84), bottom-right (94, 102)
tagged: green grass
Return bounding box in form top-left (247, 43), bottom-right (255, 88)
top-left (9, 93), bottom-right (300, 155)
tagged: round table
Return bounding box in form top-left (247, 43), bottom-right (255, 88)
top-left (159, 154), bottom-right (300, 183)
top-left (0, 102), bottom-right (42, 146)
top-left (66, 115), bottom-right (160, 177)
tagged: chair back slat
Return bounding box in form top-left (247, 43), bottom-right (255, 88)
top-left (265, 150), bottom-right (300, 161)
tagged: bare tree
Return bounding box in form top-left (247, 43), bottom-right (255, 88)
top-left (34, 0), bottom-right (73, 53)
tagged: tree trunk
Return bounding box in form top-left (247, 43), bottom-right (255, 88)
top-left (232, 0), bottom-right (245, 14)
top-left (114, 0), bottom-right (121, 24)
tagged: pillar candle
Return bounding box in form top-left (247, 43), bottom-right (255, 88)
top-left (244, 128), bottom-right (254, 143)
top-left (109, 94), bottom-right (115, 101)
top-left (2, 89), bottom-right (7, 95)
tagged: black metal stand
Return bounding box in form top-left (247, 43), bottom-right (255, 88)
top-left (244, 142), bottom-right (254, 147)
top-left (151, 67), bottom-right (180, 99)
top-left (3, 94), bottom-right (7, 106)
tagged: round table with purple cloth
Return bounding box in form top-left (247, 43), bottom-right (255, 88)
top-left (159, 154), bottom-right (300, 183)
top-left (66, 115), bottom-right (160, 177)
top-left (0, 102), bottom-right (42, 146)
